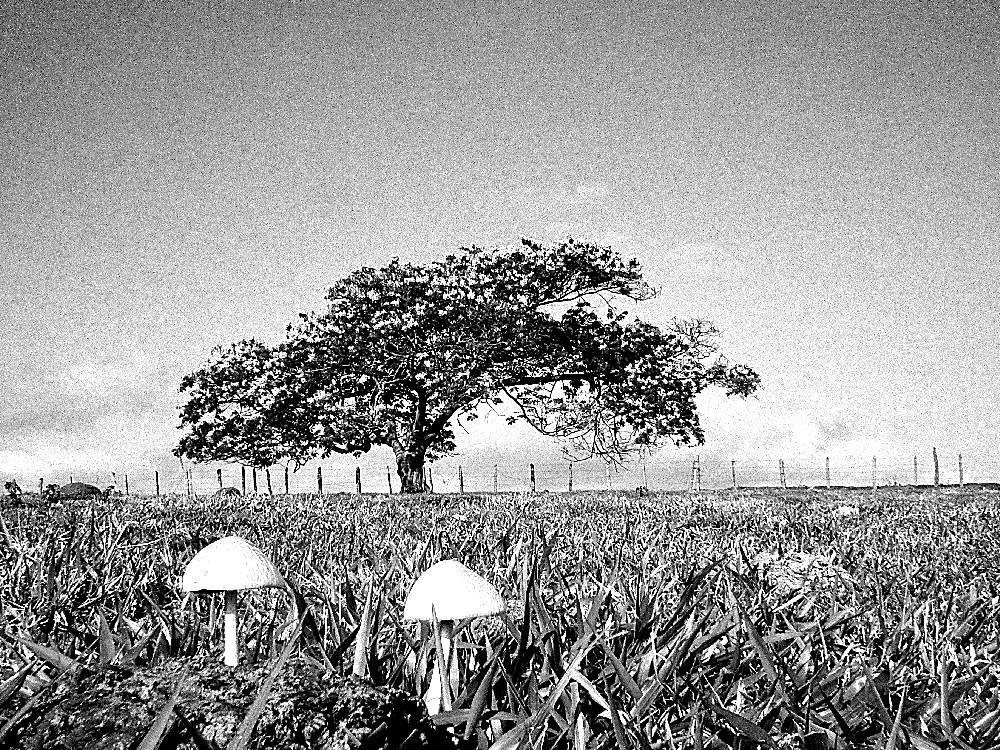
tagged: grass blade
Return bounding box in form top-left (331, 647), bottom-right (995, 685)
top-left (226, 614), bottom-right (304, 750)
top-left (136, 671), bottom-right (186, 750)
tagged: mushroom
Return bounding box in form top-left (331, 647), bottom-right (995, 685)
top-left (403, 559), bottom-right (506, 714)
top-left (182, 535), bottom-right (286, 667)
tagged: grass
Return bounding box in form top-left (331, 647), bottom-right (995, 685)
top-left (2, 485), bottom-right (999, 748)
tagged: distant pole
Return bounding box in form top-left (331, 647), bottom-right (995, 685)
top-left (458, 465), bottom-right (464, 494)
top-left (39, 478), bottom-right (43, 498)
top-left (155, 471), bottom-right (160, 496)
top-left (641, 450), bottom-right (648, 489)
top-left (779, 459), bottom-right (787, 489)
top-left (427, 467), bottom-right (434, 493)
top-left (241, 466), bottom-right (247, 495)
top-left (493, 464), bottom-right (498, 493)
top-left (606, 463), bottom-right (612, 491)
top-left (530, 463), bottom-right (536, 493)
top-left (568, 462), bottom-right (573, 492)
top-left (317, 466), bottom-right (323, 495)
top-left (252, 468), bottom-right (258, 494)
top-left (696, 455), bottom-right (702, 493)
top-left (731, 460), bottom-right (737, 489)
top-left (266, 468), bottom-right (273, 495)
top-left (355, 466), bottom-right (362, 494)
top-left (825, 457), bottom-right (830, 488)
top-left (284, 466), bottom-right (289, 494)
top-left (124, 474), bottom-right (129, 497)
top-left (872, 456), bottom-right (877, 490)
top-left (70, 474), bottom-right (73, 483)
top-left (958, 454), bottom-right (963, 486)
top-left (386, 466), bottom-right (393, 494)
top-left (933, 448), bottom-right (940, 487)
top-left (914, 455), bottom-right (918, 485)
top-left (217, 468), bottom-right (223, 490)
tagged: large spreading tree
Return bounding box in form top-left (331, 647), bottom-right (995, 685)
top-left (175, 238), bottom-right (759, 492)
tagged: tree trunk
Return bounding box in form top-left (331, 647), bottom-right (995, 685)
top-left (396, 448), bottom-right (427, 493)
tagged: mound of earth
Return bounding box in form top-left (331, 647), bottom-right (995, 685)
top-left (9, 655), bottom-right (468, 750)
top-left (58, 482), bottom-right (103, 499)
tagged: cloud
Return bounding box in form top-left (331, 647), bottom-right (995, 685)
top-left (47, 347), bottom-right (159, 397)
top-left (573, 181), bottom-right (610, 202)
top-left (538, 180), bottom-right (613, 210)
top-left (0, 346), bottom-right (183, 479)
top-left (0, 444), bottom-right (118, 478)
top-left (696, 390), bottom-right (901, 462)
top-left (599, 229), bottom-right (632, 249)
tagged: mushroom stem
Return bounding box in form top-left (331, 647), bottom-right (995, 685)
top-left (425, 619), bottom-right (454, 715)
top-left (440, 619), bottom-right (455, 712)
top-left (223, 590), bottom-right (239, 667)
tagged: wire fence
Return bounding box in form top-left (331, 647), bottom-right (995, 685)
top-left (7, 449), bottom-right (999, 498)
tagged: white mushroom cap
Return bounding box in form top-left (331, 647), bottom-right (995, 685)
top-left (182, 536), bottom-right (286, 593)
top-left (403, 560), bottom-right (505, 621)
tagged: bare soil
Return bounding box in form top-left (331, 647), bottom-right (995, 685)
top-left (10, 655), bottom-right (466, 750)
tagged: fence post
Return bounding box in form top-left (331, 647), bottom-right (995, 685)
top-left (266, 468), bottom-right (273, 496)
top-left (958, 454), bottom-right (963, 486)
top-left (825, 457), bottom-right (830, 487)
top-left (252, 468), bottom-right (258, 494)
top-left (124, 474), bottom-right (129, 497)
top-left (317, 466), bottom-right (323, 495)
top-left (355, 466), bottom-right (362, 494)
top-left (641, 451), bottom-right (648, 489)
top-left (284, 466), bottom-right (289, 494)
top-left (568, 462), bottom-right (573, 492)
top-left (217, 468), bottom-right (223, 490)
top-left (933, 447), bottom-right (940, 487)
top-left (241, 466), bottom-right (247, 495)
top-left (458, 465), bottom-right (464, 494)
top-left (387, 466), bottom-right (393, 494)
top-left (872, 456), bottom-right (877, 490)
top-left (731, 460), bottom-right (737, 489)
top-left (779, 459), bottom-right (787, 489)
top-left (530, 463), bottom-right (536, 493)
top-left (913, 455), bottom-right (918, 485)
top-left (155, 471), bottom-right (160, 496)
top-left (39, 478), bottom-right (43, 498)
top-left (427, 468), bottom-right (434, 493)
top-left (606, 463), bottom-right (612, 491)
top-left (493, 464), bottom-right (498, 493)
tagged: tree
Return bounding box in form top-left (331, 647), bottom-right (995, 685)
top-left (175, 238), bottom-right (760, 493)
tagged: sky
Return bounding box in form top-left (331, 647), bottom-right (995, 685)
top-left (1, 0), bottom-right (997, 492)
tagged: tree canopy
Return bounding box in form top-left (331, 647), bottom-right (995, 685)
top-left (175, 238), bottom-right (759, 492)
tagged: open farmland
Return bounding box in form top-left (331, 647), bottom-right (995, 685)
top-left (2, 486), bottom-right (1000, 749)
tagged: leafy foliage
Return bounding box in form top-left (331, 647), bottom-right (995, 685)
top-left (175, 239), bottom-right (759, 490)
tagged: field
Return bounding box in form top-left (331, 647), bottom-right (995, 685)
top-left (2, 486), bottom-right (999, 749)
